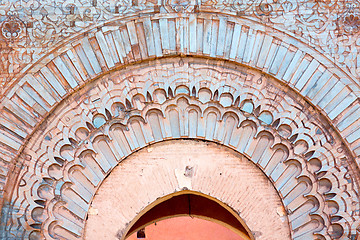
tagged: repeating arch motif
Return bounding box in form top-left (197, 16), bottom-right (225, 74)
top-left (3, 59), bottom-right (359, 239)
top-left (1, 13), bottom-right (360, 200)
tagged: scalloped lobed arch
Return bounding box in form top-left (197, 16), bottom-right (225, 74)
top-left (0, 58), bottom-right (359, 239)
top-left (0, 12), bottom-right (360, 240)
top-left (1, 13), bottom-right (360, 188)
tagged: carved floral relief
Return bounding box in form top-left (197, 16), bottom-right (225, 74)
top-left (1, 0), bottom-right (360, 93)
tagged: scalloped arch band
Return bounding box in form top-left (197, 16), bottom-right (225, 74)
top-left (1, 58), bottom-right (359, 239)
top-left (0, 10), bottom-right (360, 240)
top-left (1, 13), bottom-right (360, 192)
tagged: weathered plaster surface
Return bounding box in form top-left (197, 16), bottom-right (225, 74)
top-left (2, 0), bottom-right (360, 88)
top-left (0, 0), bottom-right (360, 239)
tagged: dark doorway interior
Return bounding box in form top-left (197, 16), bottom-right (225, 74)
top-left (125, 193), bottom-right (251, 239)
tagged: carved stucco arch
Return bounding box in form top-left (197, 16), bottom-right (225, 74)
top-left (0, 57), bottom-right (359, 239)
top-left (1, 12), bottom-right (360, 196)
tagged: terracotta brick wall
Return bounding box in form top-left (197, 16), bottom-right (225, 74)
top-left (85, 140), bottom-right (290, 240)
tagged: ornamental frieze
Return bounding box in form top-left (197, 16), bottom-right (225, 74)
top-left (2, 0), bottom-right (360, 92)
top-left (0, 1), bottom-right (360, 238)
top-left (2, 58), bottom-right (359, 239)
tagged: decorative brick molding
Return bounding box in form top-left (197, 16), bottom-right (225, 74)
top-left (1, 14), bottom-right (360, 205)
top-left (1, 58), bottom-right (358, 239)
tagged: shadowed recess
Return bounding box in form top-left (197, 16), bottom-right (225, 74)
top-left (125, 193), bottom-right (250, 239)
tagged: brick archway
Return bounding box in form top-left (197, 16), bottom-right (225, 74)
top-left (123, 192), bottom-right (250, 239)
top-left (84, 140), bottom-right (289, 240)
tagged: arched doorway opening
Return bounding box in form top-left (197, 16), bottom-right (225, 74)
top-left (124, 192), bottom-right (251, 240)
top-left (126, 217), bottom-right (246, 240)
top-left (84, 140), bottom-right (290, 240)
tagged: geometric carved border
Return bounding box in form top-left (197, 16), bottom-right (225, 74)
top-left (2, 0), bottom-right (360, 85)
top-left (3, 59), bottom-right (359, 239)
top-left (1, 14), bottom-right (360, 217)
